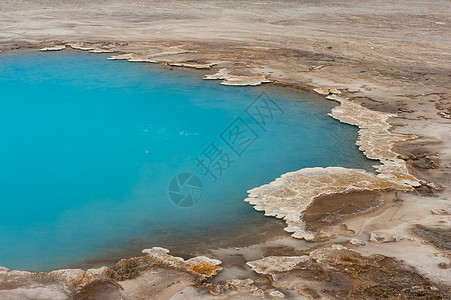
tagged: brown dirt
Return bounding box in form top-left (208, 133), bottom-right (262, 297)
top-left (303, 190), bottom-right (387, 239)
top-left (411, 224), bottom-right (451, 251)
top-left (273, 246), bottom-right (451, 299)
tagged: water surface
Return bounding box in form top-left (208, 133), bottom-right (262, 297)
top-left (0, 52), bottom-right (377, 270)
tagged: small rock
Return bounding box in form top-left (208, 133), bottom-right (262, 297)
top-left (330, 88), bottom-right (342, 95)
top-left (431, 209), bottom-right (448, 215)
top-left (269, 290), bottom-right (286, 299)
top-left (252, 288), bottom-right (265, 297)
top-left (438, 262), bottom-right (448, 269)
top-left (350, 239), bottom-right (367, 246)
top-left (332, 244), bottom-right (345, 250)
top-left (311, 65), bottom-right (325, 70)
top-left (142, 247), bottom-right (170, 254)
top-left (392, 235), bottom-right (404, 242)
top-left (39, 45), bottom-right (66, 51)
top-left (370, 233), bottom-right (384, 242)
top-left (208, 285), bottom-right (221, 296)
top-left (313, 88), bottom-right (330, 95)
top-left (438, 112), bottom-right (451, 119)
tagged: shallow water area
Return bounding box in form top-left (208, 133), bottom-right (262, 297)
top-left (0, 51), bottom-right (377, 271)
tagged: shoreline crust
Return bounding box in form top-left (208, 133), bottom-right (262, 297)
top-left (245, 91), bottom-right (422, 241)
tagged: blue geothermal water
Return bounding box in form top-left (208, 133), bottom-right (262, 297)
top-left (0, 51), bottom-right (377, 271)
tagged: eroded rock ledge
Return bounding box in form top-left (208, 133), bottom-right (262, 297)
top-left (39, 41), bottom-right (273, 86)
top-left (245, 92), bottom-right (421, 241)
top-left (0, 248), bottom-right (221, 300)
top-left (247, 244), bottom-right (450, 299)
top-left (203, 68), bottom-right (272, 86)
top-left (39, 45), bottom-right (66, 51)
top-left (327, 94), bottom-right (419, 186)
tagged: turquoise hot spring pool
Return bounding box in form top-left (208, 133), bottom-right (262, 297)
top-left (0, 51), bottom-right (377, 271)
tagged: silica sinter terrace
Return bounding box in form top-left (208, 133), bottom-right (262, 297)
top-left (0, 52), bottom-right (377, 271)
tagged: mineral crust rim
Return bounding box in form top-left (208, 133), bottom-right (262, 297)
top-left (245, 91), bottom-right (422, 241)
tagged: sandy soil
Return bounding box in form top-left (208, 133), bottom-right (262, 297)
top-left (0, 0), bottom-right (450, 299)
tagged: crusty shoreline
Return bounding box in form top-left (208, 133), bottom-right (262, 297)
top-left (0, 0), bottom-right (449, 297)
